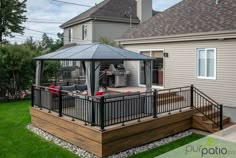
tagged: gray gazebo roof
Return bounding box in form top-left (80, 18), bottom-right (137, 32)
top-left (34, 43), bottom-right (153, 61)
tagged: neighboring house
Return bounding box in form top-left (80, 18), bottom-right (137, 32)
top-left (60, 0), bottom-right (158, 45)
top-left (59, 0), bottom-right (158, 69)
top-left (117, 0), bottom-right (236, 121)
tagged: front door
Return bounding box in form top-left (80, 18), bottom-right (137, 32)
top-left (140, 50), bottom-right (164, 87)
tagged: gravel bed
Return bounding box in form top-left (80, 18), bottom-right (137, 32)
top-left (26, 124), bottom-right (192, 158)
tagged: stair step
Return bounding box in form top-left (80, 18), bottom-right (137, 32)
top-left (193, 110), bottom-right (220, 121)
top-left (196, 105), bottom-right (213, 112)
top-left (158, 95), bottom-right (184, 105)
top-left (158, 92), bottom-right (177, 98)
top-left (203, 116), bottom-right (230, 128)
top-left (212, 122), bottom-right (236, 132)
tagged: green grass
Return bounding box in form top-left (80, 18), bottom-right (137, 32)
top-left (0, 100), bottom-right (79, 158)
top-left (0, 100), bottom-right (204, 158)
top-left (128, 133), bottom-right (204, 158)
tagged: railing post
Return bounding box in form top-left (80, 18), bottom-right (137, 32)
top-left (220, 104), bottom-right (223, 130)
top-left (91, 101), bottom-right (95, 126)
top-left (31, 85), bottom-right (34, 107)
top-left (153, 89), bottom-right (157, 118)
top-left (190, 84), bottom-right (194, 109)
top-left (100, 96), bottom-right (105, 131)
top-left (39, 87), bottom-right (42, 110)
top-left (58, 88), bottom-right (63, 117)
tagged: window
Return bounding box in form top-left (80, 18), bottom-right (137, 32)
top-left (196, 48), bottom-right (216, 79)
top-left (72, 61), bottom-right (77, 66)
top-left (69, 28), bottom-right (73, 43)
top-left (82, 25), bottom-right (87, 40)
top-left (140, 50), bottom-right (164, 87)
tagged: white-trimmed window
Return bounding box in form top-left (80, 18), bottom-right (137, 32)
top-left (69, 28), bottom-right (73, 43)
top-left (196, 48), bottom-right (216, 79)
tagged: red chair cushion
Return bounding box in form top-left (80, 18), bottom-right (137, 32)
top-left (48, 84), bottom-right (59, 97)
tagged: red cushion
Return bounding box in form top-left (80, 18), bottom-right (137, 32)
top-left (96, 91), bottom-right (104, 96)
top-left (48, 84), bottom-right (59, 97)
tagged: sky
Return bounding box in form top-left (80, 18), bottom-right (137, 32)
top-left (9, 0), bottom-right (182, 44)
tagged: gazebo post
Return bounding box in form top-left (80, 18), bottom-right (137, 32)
top-left (85, 61), bottom-right (101, 125)
top-left (35, 60), bottom-right (43, 86)
top-left (91, 61), bottom-right (96, 125)
top-left (144, 60), bottom-right (153, 114)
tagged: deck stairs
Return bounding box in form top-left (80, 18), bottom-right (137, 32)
top-left (159, 89), bottom-right (234, 133)
top-left (192, 105), bottom-right (234, 133)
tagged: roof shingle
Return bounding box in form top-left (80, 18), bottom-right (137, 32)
top-left (60, 0), bottom-right (159, 28)
top-left (120, 0), bottom-right (236, 39)
top-left (61, 0), bottom-right (139, 28)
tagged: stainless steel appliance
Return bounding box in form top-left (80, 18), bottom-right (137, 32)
top-left (106, 64), bottom-right (130, 87)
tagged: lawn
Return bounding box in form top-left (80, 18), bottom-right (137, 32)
top-left (0, 100), bottom-right (79, 158)
top-left (128, 133), bottom-right (204, 158)
top-left (0, 100), bottom-right (204, 158)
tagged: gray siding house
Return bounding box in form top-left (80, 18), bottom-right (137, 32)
top-left (60, 0), bottom-right (158, 45)
top-left (117, 0), bottom-right (236, 121)
top-left (59, 0), bottom-right (158, 67)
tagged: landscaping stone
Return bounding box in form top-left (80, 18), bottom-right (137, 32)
top-left (26, 124), bottom-right (192, 158)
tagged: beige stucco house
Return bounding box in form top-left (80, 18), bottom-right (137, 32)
top-left (117, 0), bottom-right (236, 121)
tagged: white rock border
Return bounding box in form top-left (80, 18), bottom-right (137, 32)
top-left (26, 124), bottom-right (192, 158)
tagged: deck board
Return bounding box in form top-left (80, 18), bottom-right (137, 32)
top-left (30, 107), bottom-right (195, 157)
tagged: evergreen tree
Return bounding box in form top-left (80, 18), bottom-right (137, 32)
top-left (0, 0), bottom-right (27, 44)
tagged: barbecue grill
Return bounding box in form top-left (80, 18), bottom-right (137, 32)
top-left (106, 64), bottom-right (130, 87)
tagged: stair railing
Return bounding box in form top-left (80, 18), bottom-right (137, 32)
top-left (191, 85), bottom-right (223, 129)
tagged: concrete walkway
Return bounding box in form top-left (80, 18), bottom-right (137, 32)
top-left (212, 124), bottom-right (236, 142)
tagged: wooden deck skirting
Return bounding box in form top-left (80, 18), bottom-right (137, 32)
top-left (30, 107), bottom-right (196, 157)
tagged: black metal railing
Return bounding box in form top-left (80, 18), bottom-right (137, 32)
top-left (156, 86), bottom-right (191, 115)
top-left (31, 84), bottom-right (223, 130)
top-left (103, 91), bottom-right (153, 128)
top-left (192, 85), bottom-right (223, 129)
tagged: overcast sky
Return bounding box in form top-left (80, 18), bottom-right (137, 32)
top-left (10, 0), bottom-right (181, 44)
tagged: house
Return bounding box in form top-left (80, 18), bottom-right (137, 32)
top-left (59, 0), bottom-right (158, 73)
top-left (117, 0), bottom-right (236, 122)
top-left (32, 43), bottom-right (229, 157)
top-left (60, 0), bottom-right (158, 46)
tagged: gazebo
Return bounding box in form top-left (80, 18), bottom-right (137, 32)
top-left (30, 43), bottom-right (221, 157)
top-left (34, 42), bottom-right (154, 96)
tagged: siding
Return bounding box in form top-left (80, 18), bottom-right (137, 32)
top-left (64, 21), bottom-right (135, 44)
top-left (64, 21), bottom-right (93, 45)
top-left (94, 21), bottom-right (136, 41)
top-left (123, 39), bottom-right (236, 111)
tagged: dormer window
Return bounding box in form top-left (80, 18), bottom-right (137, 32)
top-left (82, 25), bottom-right (87, 40)
top-left (69, 28), bottom-right (73, 43)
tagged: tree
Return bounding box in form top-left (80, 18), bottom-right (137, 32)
top-left (23, 33), bottom-right (63, 84)
top-left (0, 44), bottom-right (39, 99)
top-left (0, 0), bottom-right (27, 44)
top-left (23, 36), bottom-right (39, 50)
top-left (0, 33), bottom-right (63, 100)
top-left (38, 33), bottom-right (63, 53)
top-left (98, 36), bottom-right (122, 48)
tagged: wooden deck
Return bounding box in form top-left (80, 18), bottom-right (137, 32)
top-left (30, 107), bottom-right (196, 157)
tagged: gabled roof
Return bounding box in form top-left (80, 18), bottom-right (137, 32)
top-left (34, 43), bottom-right (153, 61)
top-left (119, 0), bottom-right (236, 40)
top-left (60, 0), bottom-right (158, 28)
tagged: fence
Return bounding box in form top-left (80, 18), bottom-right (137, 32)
top-left (32, 84), bottom-right (223, 130)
